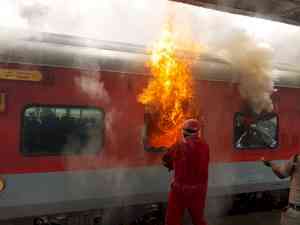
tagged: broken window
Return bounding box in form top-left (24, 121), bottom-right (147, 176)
top-left (142, 112), bottom-right (173, 152)
top-left (234, 112), bottom-right (278, 149)
top-left (21, 105), bottom-right (104, 155)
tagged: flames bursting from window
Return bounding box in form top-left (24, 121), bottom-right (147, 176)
top-left (138, 24), bottom-right (199, 148)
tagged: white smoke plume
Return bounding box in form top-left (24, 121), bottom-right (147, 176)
top-left (74, 58), bottom-right (117, 145)
top-left (75, 71), bottom-right (110, 104)
top-left (217, 32), bottom-right (275, 114)
top-left (73, 82), bottom-right (122, 154)
top-left (3, 0), bottom-right (168, 45)
top-left (1, 0), bottom-right (300, 68)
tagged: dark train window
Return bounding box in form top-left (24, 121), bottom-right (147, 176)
top-left (234, 112), bottom-right (278, 149)
top-left (21, 106), bottom-right (104, 155)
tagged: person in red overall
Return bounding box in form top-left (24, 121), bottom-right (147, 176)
top-left (162, 119), bottom-right (210, 225)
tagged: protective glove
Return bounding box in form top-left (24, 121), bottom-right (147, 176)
top-left (162, 154), bottom-right (173, 171)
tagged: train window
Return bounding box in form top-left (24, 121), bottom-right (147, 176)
top-left (142, 113), bottom-right (167, 152)
top-left (142, 112), bottom-right (173, 152)
top-left (234, 112), bottom-right (278, 149)
top-left (21, 105), bottom-right (104, 155)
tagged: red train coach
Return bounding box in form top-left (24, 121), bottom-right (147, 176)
top-left (0, 29), bottom-right (299, 223)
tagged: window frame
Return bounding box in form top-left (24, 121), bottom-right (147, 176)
top-left (233, 112), bottom-right (279, 150)
top-left (20, 104), bottom-right (105, 156)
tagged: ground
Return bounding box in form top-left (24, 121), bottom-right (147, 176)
top-left (206, 210), bottom-right (281, 225)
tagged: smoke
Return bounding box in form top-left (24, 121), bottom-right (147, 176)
top-left (74, 55), bottom-right (124, 146)
top-left (2, 0), bottom-right (168, 44)
top-left (75, 71), bottom-right (110, 104)
top-left (105, 108), bottom-right (122, 148)
top-left (0, 2), bottom-right (292, 44)
top-left (1, 0), bottom-right (300, 66)
top-left (216, 32), bottom-right (275, 114)
top-left (18, 0), bottom-right (50, 27)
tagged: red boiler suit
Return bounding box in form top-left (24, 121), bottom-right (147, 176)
top-left (163, 137), bottom-right (210, 225)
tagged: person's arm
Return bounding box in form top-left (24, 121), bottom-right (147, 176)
top-left (162, 147), bottom-right (175, 171)
top-left (262, 157), bottom-right (294, 179)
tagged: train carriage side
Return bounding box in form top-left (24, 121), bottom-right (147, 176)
top-left (0, 63), bottom-right (170, 220)
top-left (0, 32), bottom-right (299, 221)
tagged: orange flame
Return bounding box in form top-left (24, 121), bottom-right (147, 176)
top-left (138, 24), bottom-right (198, 148)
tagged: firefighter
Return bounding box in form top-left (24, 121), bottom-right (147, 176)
top-left (262, 155), bottom-right (300, 225)
top-left (162, 119), bottom-right (210, 225)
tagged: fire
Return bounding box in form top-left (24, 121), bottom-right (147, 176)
top-left (138, 24), bottom-right (198, 148)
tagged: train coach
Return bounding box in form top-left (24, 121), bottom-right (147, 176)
top-left (0, 29), bottom-right (299, 224)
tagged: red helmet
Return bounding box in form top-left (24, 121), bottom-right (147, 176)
top-left (182, 119), bottom-right (201, 138)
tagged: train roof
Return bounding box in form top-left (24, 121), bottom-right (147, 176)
top-left (0, 28), bottom-right (300, 88)
top-left (172, 0), bottom-right (300, 26)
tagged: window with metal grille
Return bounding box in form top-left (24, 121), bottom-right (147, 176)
top-left (234, 112), bottom-right (278, 149)
top-left (21, 105), bottom-right (104, 155)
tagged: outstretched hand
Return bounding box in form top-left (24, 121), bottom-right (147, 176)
top-left (261, 157), bottom-right (272, 167)
top-left (162, 154), bottom-right (173, 171)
